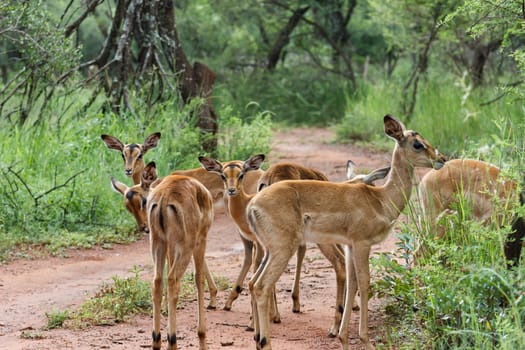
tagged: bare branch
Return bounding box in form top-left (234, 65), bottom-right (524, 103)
top-left (64, 0), bottom-right (104, 38)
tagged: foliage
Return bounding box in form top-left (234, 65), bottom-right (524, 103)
top-left (45, 309), bottom-right (70, 330)
top-left (217, 109), bottom-right (273, 162)
top-left (0, 1), bottom-right (81, 122)
top-left (216, 67), bottom-right (352, 126)
top-left (335, 70), bottom-right (524, 155)
top-left (370, 119), bottom-right (525, 349)
top-left (0, 94), bottom-right (272, 261)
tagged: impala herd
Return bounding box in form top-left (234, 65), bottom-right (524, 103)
top-left (102, 115), bottom-right (524, 350)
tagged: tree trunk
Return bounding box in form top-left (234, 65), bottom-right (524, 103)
top-left (470, 39), bottom-right (502, 87)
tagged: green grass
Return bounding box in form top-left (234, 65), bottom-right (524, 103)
top-left (335, 76), bottom-right (524, 157)
top-left (47, 266), bottom-right (230, 329)
top-left (0, 96), bottom-right (272, 262)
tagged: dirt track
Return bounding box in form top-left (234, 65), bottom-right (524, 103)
top-left (0, 127), bottom-right (401, 350)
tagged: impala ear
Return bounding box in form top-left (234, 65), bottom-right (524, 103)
top-left (142, 132), bottom-right (161, 153)
top-left (141, 162), bottom-right (158, 188)
top-left (384, 115), bottom-right (406, 142)
top-left (198, 156), bottom-right (223, 173)
top-left (362, 166), bottom-right (391, 184)
top-left (346, 160), bottom-right (356, 180)
top-left (244, 154), bottom-right (265, 172)
top-left (101, 134), bottom-right (125, 151)
top-left (111, 176), bottom-right (129, 195)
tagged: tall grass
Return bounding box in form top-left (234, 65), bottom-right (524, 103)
top-left (0, 96), bottom-right (272, 261)
top-left (335, 73), bottom-right (524, 156)
top-left (215, 66), bottom-right (352, 126)
top-left (369, 111), bottom-right (524, 349)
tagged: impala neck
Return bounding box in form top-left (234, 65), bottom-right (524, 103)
top-left (381, 144), bottom-right (416, 219)
top-left (131, 161), bottom-right (145, 185)
top-left (227, 185), bottom-right (253, 223)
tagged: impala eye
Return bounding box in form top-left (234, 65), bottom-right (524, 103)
top-left (220, 174), bottom-right (226, 181)
top-left (137, 153), bottom-right (143, 160)
top-left (238, 173), bottom-right (245, 180)
top-left (413, 141), bottom-right (426, 151)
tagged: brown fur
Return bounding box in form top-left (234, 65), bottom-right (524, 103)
top-left (101, 132), bottom-right (161, 185)
top-left (147, 175), bottom-right (217, 350)
top-left (246, 115), bottom-right (446, 350)
top-left (418, 158), bottom-right (523, 266)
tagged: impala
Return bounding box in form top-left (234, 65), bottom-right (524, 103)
top-left (257, 160), bottom-right (390, 336)
top-left (103, 132), bottom-right (263, 233)
top-left (199, 154), bottom-right (280, 329)
top-left (246, 115), bottom-right (446, 350)
top-left (101, 132), bottom-right (161, 185)
top-left (112, 162), bottom-right (218, 310)
top-left (418, 158), bottom-right (525, 267)
top-left (147, 174), bottom-right (216, 350)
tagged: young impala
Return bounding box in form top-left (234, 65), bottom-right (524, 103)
top-left (246, 115), bottom-right (446, 350)
top-left (257, 160), bottom-right (390, 336)
top-left (199, 154), bottom-right (281, 329)
top-left (147, 174), bottom-right (215, 350)
top-left (201, 155), bottom-right (390, 334)
top-left (101, 132), bottom-right (161, 185)
top-left (111, 162), bottom-right (218, 309)
top-left (418, 158), bottom-right (525, 267)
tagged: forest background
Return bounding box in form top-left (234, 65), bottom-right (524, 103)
top-left (1, 1), bottom-right (525, 349)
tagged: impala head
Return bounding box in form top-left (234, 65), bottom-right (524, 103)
top-left (101, 132), bottom-right (161, 181)
top-left (111, 161), bottom-right (159, 233)
top-left (199, 154), bottom-right (265, 196)
top-left (384, 114), bottom-right (446, 170)
top-left (345, 159), bottom-right (391, 185)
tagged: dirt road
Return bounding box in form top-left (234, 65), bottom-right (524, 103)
top-left (0, 127), bottom-right (399, 350)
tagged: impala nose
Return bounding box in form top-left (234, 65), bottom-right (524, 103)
top-left (228, 188), bottom-right (237, 196)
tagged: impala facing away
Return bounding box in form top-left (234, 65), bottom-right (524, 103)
top-left (111, 162), bottom-right (218, 309)
top-left (246, 115), bottom-right (446, 350)
top-left (257, 160), bottom-right (390, 336)
top-left (147, 174), bottom-right (216, 350)
top-left (418, 158), bottom-right (525, 267)
top-left (101, 132), bottom-right (161, 185)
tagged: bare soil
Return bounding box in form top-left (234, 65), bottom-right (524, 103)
top-left (0, 127), bottom-right (404, 350)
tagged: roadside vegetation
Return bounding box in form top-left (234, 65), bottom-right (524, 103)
top-left (1, 1), bottom-right (524, 348)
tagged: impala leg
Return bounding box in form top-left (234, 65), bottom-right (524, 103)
top-left (353, 244), bottom-right (374, 350)
top-left (194, 242), bottom-right (209, 349)
top-left (203, 259), bottom-right (218, 310)
top-left (252, 241), bottom-right (281, 325)
top-left (338, 245), bottom-right (358, 350)
top-left (224, 234), bottom-right (253, 311)
top-left (166, 252), bottom-right (192, 350)
top-left (254, 245), bottom-right (297, 350)
top-left (151, 241), bottom-right (166, 350)
top-left (249, 250), bottom-right (269, 343)
top-left (291, 243), bottom-right (306, 313)
top-left (317, 243), bottom-right (347, 337)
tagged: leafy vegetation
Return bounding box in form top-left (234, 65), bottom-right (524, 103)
top-left (0, 100), bottom-right (272, 261)
top-left (370, 119), bottom-right (524, 349)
